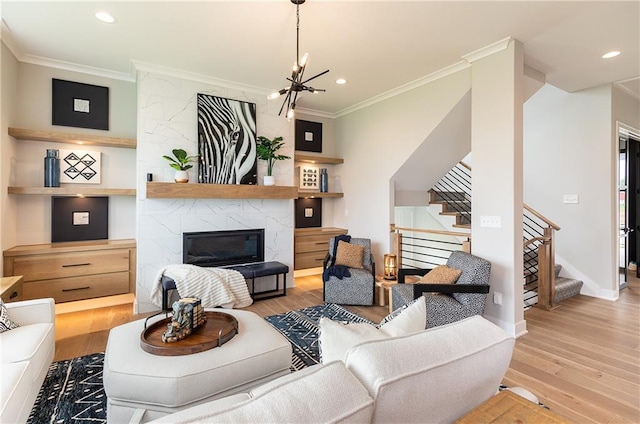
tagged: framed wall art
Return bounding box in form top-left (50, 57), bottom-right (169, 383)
top-left (295, 119), bottom-right (322, 153)
top-left (59, 149), bottom-right (102, 184)
top-left (52, 79), bottom-right (109, 130)
top-left (197, 93), bottom-right (257, 185)
top-left (51, 196), bottom-right (108, 242)
top-left (295, 198), bottom-right (322, 228)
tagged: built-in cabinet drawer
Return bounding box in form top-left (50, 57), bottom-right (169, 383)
top-left (3, 240), bottom-right (136, 303)
top-left (294, 227), bottom-right (347, 270)
top-left (23, 272), bottom-right (130, 303)
top-left (13, 249), bottom-right (130, 282)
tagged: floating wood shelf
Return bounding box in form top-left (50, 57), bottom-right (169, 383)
top-left (297, 191), bottom-right (344, 199)
top-left (8, 187), bottom-right (136, 196)
top-left (294, 154), bottom-right (344, 165)
top-left (146, 182), bottom-right (298, 199)
top-left (9, 127), bottom-right (136, 149)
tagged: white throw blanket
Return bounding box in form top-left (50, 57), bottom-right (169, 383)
top-left (151, 264), bottom-right (253, 309)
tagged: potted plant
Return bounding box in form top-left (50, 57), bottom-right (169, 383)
top-left (256, 136), bottom-right (290, 186)
top-left (163, 149), bottom-right (199, 183)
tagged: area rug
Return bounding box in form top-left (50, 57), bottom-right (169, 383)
top-left (27, 304), bottom-right (369, 423)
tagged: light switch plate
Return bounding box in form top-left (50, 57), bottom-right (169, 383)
top-left (480, 216), bottom-right (501, 228)
top-left (563, 194), bottom-right (579, 204)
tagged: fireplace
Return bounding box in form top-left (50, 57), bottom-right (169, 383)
top-left (183, 229), bottom-right (265, 268)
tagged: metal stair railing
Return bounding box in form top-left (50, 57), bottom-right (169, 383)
top-left (394, 161), bottom-right (561, 310)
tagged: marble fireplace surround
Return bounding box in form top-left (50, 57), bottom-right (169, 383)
top-left (135, 70), bottom-right (295, 314)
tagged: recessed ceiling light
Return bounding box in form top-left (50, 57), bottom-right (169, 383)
top-left (336, 78), bottom-right (347, 85)
top-left (602, 51), bottom-right (620, 59)
top-left (95, 11), bottom-right (115, 23)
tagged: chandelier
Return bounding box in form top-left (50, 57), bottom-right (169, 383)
top-left (268, 0), bottom-right (329, 119)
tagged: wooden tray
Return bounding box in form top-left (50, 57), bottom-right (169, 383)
top-left (140, 311), bottom-right (238, 356)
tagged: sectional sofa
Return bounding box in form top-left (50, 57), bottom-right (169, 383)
top-left (0, 298), bottom-right (55, 424)
top-left (136, 315), bottom-right (515, 423)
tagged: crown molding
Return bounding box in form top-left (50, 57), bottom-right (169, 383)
top-left (18, 54), bottom-right (136, 82)
top-left (335, 60), bottom-right (471, 118)
top-left (295, 107), bottom-right (335, 119)
top-left (462, 37), bottom-right (512, 64)
top-left (132, 60), bottom-right (270, 96)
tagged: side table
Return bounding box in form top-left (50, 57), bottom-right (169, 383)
top-left (456, 390), bottom-right (569, 423)
top-left (1, 276), bottom-right (24, 303)
top-left (375, 275), bottom-right (397, 313)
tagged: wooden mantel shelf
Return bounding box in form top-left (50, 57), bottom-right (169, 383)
top-left (8, 187), bottom-right (136, 196)
top-left (294, 154), bottom-right (344, 165)
top-left (146, 182), bottom-right (298, 199)
top-left (9, 127), bottom-right (136, 149)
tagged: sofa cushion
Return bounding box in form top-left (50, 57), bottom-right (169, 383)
top-left (148, 361), bottom-right (374, 424)
top-left (0, 300), bottom-right (19, 333)
top-left (319, 297), bottom-right (425, 363)
top-left (0, 362), bottom-right (30, 424)
top-left (345, 315), bottom-right (515, 424)
top-left (0, 323), bottom-right (55, 381)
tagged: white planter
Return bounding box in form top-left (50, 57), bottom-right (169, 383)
top-left (263, 175), bottom-right (275, 186)
top-left (174, 170), bottom-right (189, 183)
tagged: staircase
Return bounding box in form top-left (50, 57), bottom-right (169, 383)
top-left (426, 162), bottom-right (584, 309)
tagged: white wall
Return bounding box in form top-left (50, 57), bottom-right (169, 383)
top-left (135, 70), bottom-right (295, 314)
top-left (3, 60), bottom-right (137, 246)
top-left (1, 43), bottom-right (20, 275)
top-left (524, 83), bottom-right (617, 299)
top-left (333, 68), bottom-right (471, 268)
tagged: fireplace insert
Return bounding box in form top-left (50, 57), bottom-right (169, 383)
top-left (183, 229), bottom-right (265, 268)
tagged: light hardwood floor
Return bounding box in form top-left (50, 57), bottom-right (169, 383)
top-left (53, 274), bottom-right (640, 423)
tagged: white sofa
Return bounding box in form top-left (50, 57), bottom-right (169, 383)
top-left (144, 315), bottom-right (515, 424)
top-left (0, 298), bottom-right (56, 424)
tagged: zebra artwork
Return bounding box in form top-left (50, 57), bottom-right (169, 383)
top-left (197, 94), bottom-right (257, 185)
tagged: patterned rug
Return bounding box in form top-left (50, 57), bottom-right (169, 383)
top-left (27, 304), bottom-right (368, 423)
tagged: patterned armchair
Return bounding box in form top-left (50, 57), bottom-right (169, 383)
top-left (391, 250), bottom-right (491, 328)
top-left (322, 237), bottom-right (375, 306)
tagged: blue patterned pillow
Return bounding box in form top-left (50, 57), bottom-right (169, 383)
top-left (0, 300), bottom-right (19, 333)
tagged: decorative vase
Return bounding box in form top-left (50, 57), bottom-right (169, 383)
top-left (44, 149), bottom-right (60, 187)
top-left (263, 175), bottom-right (275, 186)
top-left (174, 170), bottom-right (189, 183)
top-left (320, 168), bottom-right (328, 193)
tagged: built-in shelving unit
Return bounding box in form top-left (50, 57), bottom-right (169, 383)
top-left (7, 127), bottom-right (137, 197)
top-left (297, 191), bottom-right (344, 199)
top-left (146, 182), bottom-right (298, 199)
top-left (8, 187), bottom-right (136, 196)
top-left (294, 154), bottom-right (344, 165)
top-left (9, 127), bottom-right (137, 149)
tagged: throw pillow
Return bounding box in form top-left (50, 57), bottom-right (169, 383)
top-left (334, 241), bottom-right (365, 269)
top-left (0, 300), bottom-right (19, 333)
top-left (319, 296), bottom-right (426, 363)
top-left (420, 265), bottom-right (462, 284)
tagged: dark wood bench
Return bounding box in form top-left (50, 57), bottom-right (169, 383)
top-left (160, 261), bottom-right (289, 310)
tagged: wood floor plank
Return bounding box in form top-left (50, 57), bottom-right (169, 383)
top-left (52, 273), bottom-right (640, 423)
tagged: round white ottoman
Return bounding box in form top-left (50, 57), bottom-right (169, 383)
top-left (103, 308), bottom-right (292, 423)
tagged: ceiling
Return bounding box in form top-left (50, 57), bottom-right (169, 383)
top-left (2, 1), bottom-right (639, 116)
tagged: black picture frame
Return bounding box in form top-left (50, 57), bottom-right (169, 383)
top-left (52, 79), bottom-right (109, 130)
top-left (295, 198), bottom-right (322, 228)
top-left (51, 196), bottom-right (109, 242)
top-left (295, 119), bottom-right (323, 153)
top-left (197, 93), bottom-right (257, 184)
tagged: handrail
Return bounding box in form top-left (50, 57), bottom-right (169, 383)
top-left (524, 203), bottom-right (561, 231)
top-left (459, 161), bottom-right (472, 171)
top-left (523, 236), bottom-right (551, 248)
top-left (391, 224), bottom-right (470, 238)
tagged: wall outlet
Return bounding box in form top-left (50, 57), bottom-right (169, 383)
top-left (563, 194), bottom-right (579, 204)
top-left (493, 292), bottom-right (502, 305)
top-left (480, 216), bottom-right (502, 228)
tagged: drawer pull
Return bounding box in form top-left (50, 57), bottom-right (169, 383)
top-left (62, 263), bottom-right (91, 268)
top-left (9, 291), bottom-right (18, 299)
top-left (315, 258), bottom-right (324, 262)
top-left (315, 242), bottom-right (326, 245)
top-left (62, 286), bottom-right (91, 292)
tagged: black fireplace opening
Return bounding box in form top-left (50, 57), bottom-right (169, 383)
top-left (183, 229), bottom-right (265, 268)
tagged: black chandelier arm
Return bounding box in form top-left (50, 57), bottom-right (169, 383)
top-left (278, 89), bottom-right (293, 116)
top-left (301, 69), bottom-right (330, 85)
